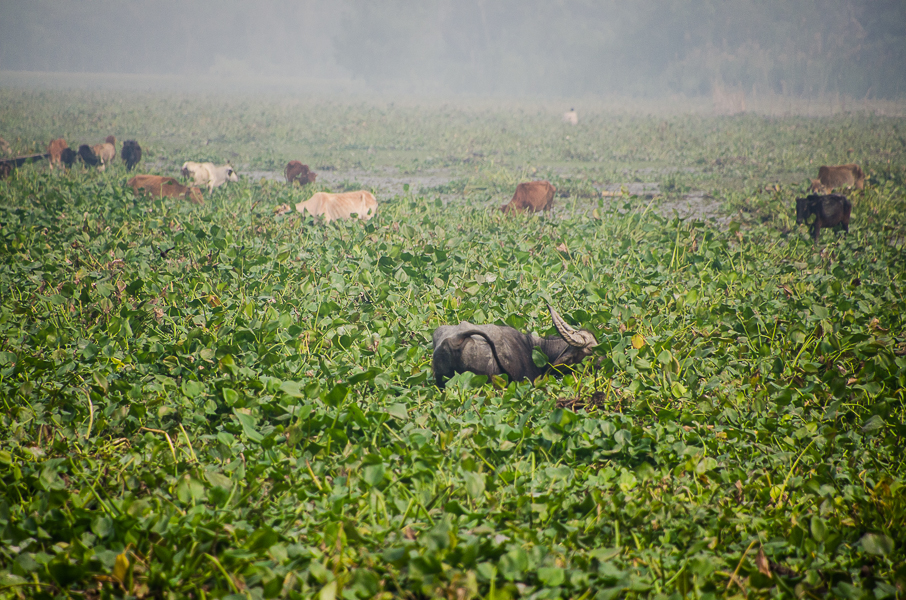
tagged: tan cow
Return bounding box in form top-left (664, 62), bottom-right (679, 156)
top-left (810, 163), bottom-right (864, 193)
top-left (285, 160), bottom-right (317, 185)
top-left (295, 190), bottom-right (378, 223)
top-left (91, 136), bottom-right (116, 171)
top-left (47, 138), bottom-right (69, 170)
top-left (128, 174), bottom-right (204, 204)
top-left (501, 180), bottom-right (556, 214)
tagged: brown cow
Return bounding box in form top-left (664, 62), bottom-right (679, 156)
top-left (295, 190), bottom-right (377, 223)
top-left (47, 138), bottom-right (69, 170)
top-left (285, 160), bottom-right (317, 185)
top-left (501, 180), bottom-right (556, 214)
top-left (128, 174), bottom-right (204, 204)
top-left (809, 163), bottom-right (864, 193)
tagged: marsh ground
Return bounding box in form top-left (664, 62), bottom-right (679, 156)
top-left (1, 79), bottom-right (905, 599)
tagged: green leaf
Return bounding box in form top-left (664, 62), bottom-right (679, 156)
top-left (532, 346), bottom-right (548, 368)
top-left (348, 367), bottom-right (381, 384)
top-left (324, 384), bottom-right (349, 407)
top-left (810, 516), bottom-right (827, 542)
top-left (222, 387), bottom-right (239, 405)
top-left (386, 403), bottom-right (409, 420)
top-left (538, 566), bottom-right (565, 586)
top-left (363, 462), bottom-right (385, 486)
top-left (182, 380), bottom-right (203, 398)
top-left (861, 533), bottom-right (894, 556)
top-left (464, 471), bottom-right (485, 498)
top-left (280, 380), bottom-right (304, 397)
top-left (233, 409), bottom-right (264, 443)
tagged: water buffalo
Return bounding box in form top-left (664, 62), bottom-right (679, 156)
top-left (796, 194), bottom-right (852, 243)
top-left (809, 163), bottom-right (864, 193)
top-left (121, 140), bottom-right (142, 171)
top-left (501, 180), bottom-right (556, 214)
top-left (432, 305), bottom-right (598, 388)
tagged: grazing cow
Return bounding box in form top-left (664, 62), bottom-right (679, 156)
top-left (91, 136), bottom-right (116, 171)
top-left (181, 161), bottom-right (239, 192)
top-left (0, 137), bottom-right (10, 155)
top-left (563, 108), bottom-right (578, 125)
top-left (60, 147), bottom-right (78, 168)
top-left (810, 163), bottom-right (864, 193)
top-left (0, 153), bottom-right (51, 179)
top-left (501, 180), bottom-right (556, 214)
top-left (47, 138), bottom-right (68, 170)
top-left (432, 305), bottom-right (598, 388)
top-left (796, 194), bottom-right (852, 243)
top-left (295, 190), bottom-right (378, 223)
top-left (78, 145), bottom-right (100, 167)
top-left (128, 174), bottom-right (204, 204)
top-left (121, 140), bottom-right (142, 171)
top-left (285, 160), bottom-right (317, 185)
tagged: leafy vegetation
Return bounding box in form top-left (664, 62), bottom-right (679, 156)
top-left (1, 89), bottom-right (905, 599)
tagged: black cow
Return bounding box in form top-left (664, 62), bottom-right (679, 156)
top-left (796, 194), bottom-right (852, 243)
top-left (121, 140), bottom-right (142, 171)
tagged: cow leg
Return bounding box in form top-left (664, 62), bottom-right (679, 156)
top-left (812, 221), bottom-right (821, 243)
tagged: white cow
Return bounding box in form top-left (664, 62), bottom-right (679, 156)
top-left (562, 108), bottom-right (578, 125)
top-left (295, 191), bottom-right (378, 223)
top-left (181, 161), bottom-right (239, 192)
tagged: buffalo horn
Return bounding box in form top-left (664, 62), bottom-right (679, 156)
top-left (548, 304), bottom-right (595, 348)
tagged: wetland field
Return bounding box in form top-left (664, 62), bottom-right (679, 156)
top-left (1, 82), bottom-right (905, 599)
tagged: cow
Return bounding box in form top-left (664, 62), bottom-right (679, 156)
top-left (47, 138), bottom-right (68, 170)
top-left (295, 190), bottom-right (378, 223)
top-left (181, 161), bottom-right (239, 192)
top-left (501, 180), bottom-right (556, 214)
top-left (563, 108), bottom-right (578, 125)
top-left (78, 145), bottom-right (100, 167)
top-left (128, 174), bottom-right (204, 204)
top-left (432, 304), bottom-right (598, 388)
top-left (0, 137), bottom-right (10, 155)
top-left (121, 140), bottom-right (142, 171)
top-left (809, 163), bottom-right (864, 193)
top-left (0, 153), bottom-right (51, 179)
top-left (285, 160), bottom-right (317, 185)
top-left (91, 136), bottom-right (116, 171)
top-left (796, 194), bottom-right (852, 243)
top-left (60, 147), bottom-right (78, 168)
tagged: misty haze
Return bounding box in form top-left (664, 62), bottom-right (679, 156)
top-left (1, 0), bottom-right (905, 98)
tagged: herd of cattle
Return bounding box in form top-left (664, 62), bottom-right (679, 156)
top-left (1, 135), bottom-right (864, 240)
top-left (0, 133), bottom-right (868, 385)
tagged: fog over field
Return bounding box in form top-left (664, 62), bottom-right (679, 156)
top-left (1, 0), bottom-right (905, 99)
